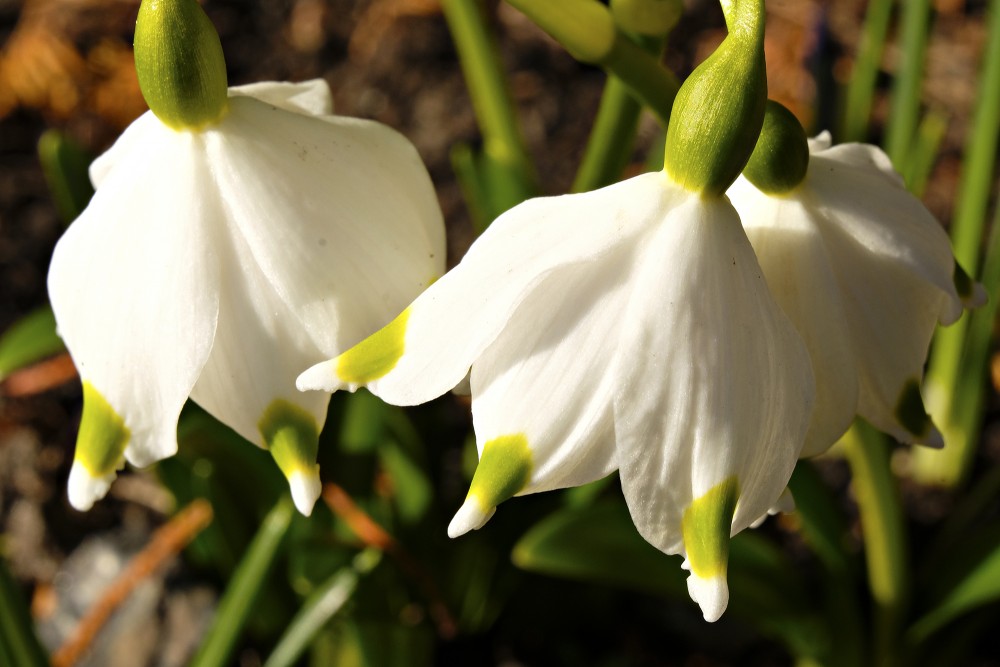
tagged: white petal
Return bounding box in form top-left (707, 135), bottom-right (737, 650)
top-left (67, 460), bottom-right (116, 511)
top-left (731, 176), bottom-right (859, 456)
top-left (807, 144), bottom-right (960, 325)
top-left (48, 120), bottom-right (221, 468)
top-left (204, 95), bottom-right (444, 357)
top-left (808, 131), bottom-right (833, 152)
top-left (448, 246), bottom-right (635, 535)
top-left (686, 572), bottom-right (729, 623)
top-left (229, 79), bottom-right (334, 116)
top-left (299, 172), bottom-right (684, 404)
top-left (614, 195), bottom-right (814, 556)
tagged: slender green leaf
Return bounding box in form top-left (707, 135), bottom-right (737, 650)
top-left (840, 0), bottom-right (893, 141)
top-left (450, 142), bottom-right (493, 234)
top-left (0, 558), bottom-right (49, 667)
top-left (902, 110), bottom-right (947, 196)
top-left (572, 75), bottom-right (645, 193)
top-left (441, 0), bottom-right (537, 221)
top-left (37, 129), bottom-right (94, 225)
top-left (190, 497), bottom-right (296, 667)
top-left (0, 306), bottom-right (63, 381)
top-left (265, 550), bottom-right (381, 667)
top-left (908, 526), bottom-right (1000, 643)
top-left (885, 0), bottom-right (932, 166)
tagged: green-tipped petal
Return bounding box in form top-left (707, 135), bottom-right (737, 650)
top-left (134, 0), bottom-right (229, 130)
top-left (68, 382), bottom-right (131, 511)
top-left (448, 434), bottom-right (532, 538)
top-left (682, 476), bottom-right (739, 622)
top-left (742, 100), bottom-right (810, 194)
top-left (663, 0), bottom-right (766, 194)
top-left (259, 399), bottom-right (322, 516)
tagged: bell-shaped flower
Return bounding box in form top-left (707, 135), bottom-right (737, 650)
top-left (727, 101), bottom-right (983, 456)
top-left (47, 0), bottom-right (445, 515)
top-left (300, 0), bottom-right (815, 622)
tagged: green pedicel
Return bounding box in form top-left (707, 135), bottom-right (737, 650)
top-left (259, 399), bottom-right (320, 481)
top-left (682, 476), bottom-right (740, 579)
top-left (134, 0), bottom-right (229, 130)
top-left (76, 382), bottom-right (130, 476)
top-left (336, 308), bottom-right (410, 384)
top-left (467, 434), bottom-right (533, 512)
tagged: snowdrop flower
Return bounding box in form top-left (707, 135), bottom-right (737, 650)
top-left (727, 101), bottom-right (983, 456)
top-left (48, 0), bottom-right (444, 515)
top-left (300, 0), bottom-right (814, 622)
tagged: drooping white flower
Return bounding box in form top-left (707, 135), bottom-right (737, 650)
top-left (48, 0), bottom-right (445, 516)
top-left (299, 0), bottom-right (813, 623)
top-left (727, 101), bottom-right (982, 456)
top-left (300, 170), bottom-right (815, 621)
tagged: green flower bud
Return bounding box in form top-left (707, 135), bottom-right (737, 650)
top-left (134, 0), bottom-right (229, 131)
top-left (742, 100), bottom-right (810, 194)
top-left (610, 0), bottom-right (682, 37)
top-left (663, 0), bottom-right (766, 196)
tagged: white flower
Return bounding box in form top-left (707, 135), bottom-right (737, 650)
top-left (728, 132), bottom-right (980, 456)
top-left (299, 170), bottom-right (816, 621)
top-left (48, 79), bottom-right (445, 515)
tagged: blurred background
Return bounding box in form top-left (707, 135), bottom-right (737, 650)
top-left (0, 1), bottom-right (997, 665)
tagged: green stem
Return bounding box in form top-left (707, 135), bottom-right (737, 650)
top-left (914, 0), bottom-right (1000, 487)
top-left (0, 558), bottom-right (49, 667)
top-left (441, 0), bottom-right (536, 218)
top-left (843, 422), bottom-right (909, 667)
top-left (504, 0), bottom-right (678, 125)
top-left (902, 110), bottom-right (947, 196)
top-left (572, 76), bottom-right (643, 193)
top-left (190, 497), bottom-right (296, 667)
top-left (840, 0), bottom-right (893, 142)
top-left (885, 0), bottom-right (932, 166)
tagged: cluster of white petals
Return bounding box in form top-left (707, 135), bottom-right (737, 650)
top-left (729, 133), bottom-right (975, 456)
top-left (49, 79), bottom-right (445, 515)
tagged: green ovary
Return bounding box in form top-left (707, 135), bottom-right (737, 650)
top-left (259, 399), bottom-right (320, 479)
top-left (682, 476), bottom-right (740, 579)
top-left (468, 434), bottom-right (533, 511)
top-left (75, 382), bottom-right (131, 476)
top-left (336, 307), bottom-right (410, 384)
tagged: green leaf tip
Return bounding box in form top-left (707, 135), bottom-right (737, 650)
top-left (663, 0), bottom-right (766, 195)
top-left (742, 100), bottom-right (810, 194)
top-left (134, 0), bottom-right (229, 131)
top-left (610, 0), bottom-right (682, 37)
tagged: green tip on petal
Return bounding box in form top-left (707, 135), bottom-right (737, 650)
top-left (335, 307), bottom-right (410, 386)
top-left (69, 382), bottom-right (131, 511)
top-left (742, 100), bottom-right (810, 194)
top-left (682, 476), bottom-right (739, 622)
top-left (610, 0), bottom-right (681, 37)
top-left (663, 0), bottom-right (766, 195)
top-left (448, 434), bottom-right (532, 538)
top-left (894, 380), bottom-right (943, 447)
top-left (954, 262), bottom-right (988, 309)
top-left (134, 0), bottom-right (229, 130)
top-left (259, 399), bottom-right (321, 516)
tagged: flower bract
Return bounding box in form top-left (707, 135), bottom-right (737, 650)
top-left (49, 79), bottom-right (445, 515)
top-left (299, 170), bottom-right (816, 621)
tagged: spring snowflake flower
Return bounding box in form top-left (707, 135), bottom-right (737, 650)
top-left (300, 0), bottom-right (814, 622)
top-left (48, 0), bottom-right (445, 515)
top-left (727, 101), bottom-right (983, 456)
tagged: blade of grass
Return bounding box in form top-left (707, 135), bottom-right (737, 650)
top-left (916, 0), bottom-right (1000, 486)
top-left (264, 549), bottom-right (382, 667)
top-left (441, 0), bottom-right (537, 221)
top-left (189, 497), bottom-right (296, 667)
top-left (902, 110), bottom-right (947, 196)
top-left (840, 0), bottom-right (893, 142)
top-left (37, 130), bottom-right (94, 225)
top-left (843, 421), bottom-right (909, 667)
top-left (0, 557), bottom-right (49, 667)
top-left (885, 0), bottom-right (932, 166)
top-left (0, 306), bottom-right (63, 382)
